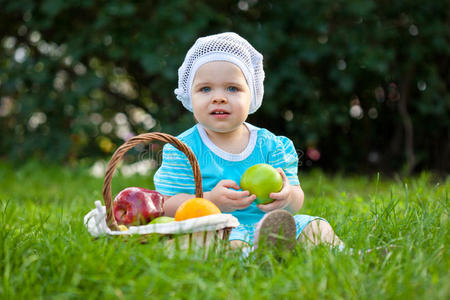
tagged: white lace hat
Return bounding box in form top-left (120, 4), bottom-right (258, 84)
top-left (174, 32), bottom-right (265, 114)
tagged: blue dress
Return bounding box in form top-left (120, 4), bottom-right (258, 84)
top-left (154, 122), bottom-right (323, 245)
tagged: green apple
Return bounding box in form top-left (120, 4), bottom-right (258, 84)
top-left (149, 216), bottom-right (175, 224)
top-left (240, 163), bottom-right (283, 205)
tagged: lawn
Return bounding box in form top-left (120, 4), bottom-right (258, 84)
top-left (0, 161), bottom-right (448, 299)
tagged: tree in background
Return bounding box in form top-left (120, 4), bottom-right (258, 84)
top-left (0, 0), bottom-right (448, 174)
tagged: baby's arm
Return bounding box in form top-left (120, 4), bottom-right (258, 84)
top-left (163, 180), bottom-right (256, 216)
top-left (163, 193), bottom-right (198, 217)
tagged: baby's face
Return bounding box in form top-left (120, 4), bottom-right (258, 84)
top-left (190, 61), bottom-right (251, 134)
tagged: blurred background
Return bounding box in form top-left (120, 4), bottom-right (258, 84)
top-left (0, 0), bottom-right (448, 175)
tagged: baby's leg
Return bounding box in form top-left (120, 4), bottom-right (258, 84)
top-left (298, 219), bottom-right (343, 247)
top-left (228, 224), bottom-right (252, 250)
top-left (230, 240), bottom-right (250, 249)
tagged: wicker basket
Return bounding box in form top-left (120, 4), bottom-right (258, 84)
top-left (100, 132), bottom-right (236, 250)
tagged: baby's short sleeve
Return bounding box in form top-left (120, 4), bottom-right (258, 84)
top-left (153, 144), bottom-right (196, 196)
top-left (267, 136), bottom-right (300, 186)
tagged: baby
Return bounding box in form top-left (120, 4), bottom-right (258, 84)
top-left (154, 32), bottom-right (343, 251)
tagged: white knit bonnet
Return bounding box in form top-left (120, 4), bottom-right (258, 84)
top-left (174, 32), bottom-right (265, 114)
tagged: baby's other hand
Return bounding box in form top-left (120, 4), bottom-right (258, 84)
top-left (206, 179), bottom-right (256, 212)
top-left (257, 168), bottom-right (293, 213)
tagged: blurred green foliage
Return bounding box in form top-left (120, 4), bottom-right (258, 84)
top-left (0, 0), bottom-right (448, 174)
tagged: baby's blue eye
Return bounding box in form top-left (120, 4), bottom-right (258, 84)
top-left (200, 87), bottom-right (211, 93)
top-left (227, 86), bottom-right (238, 92)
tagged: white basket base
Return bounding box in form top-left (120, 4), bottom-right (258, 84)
top-left (84, 200), bottom-right (239, 237)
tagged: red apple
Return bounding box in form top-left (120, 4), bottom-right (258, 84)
top-left (113, 187), bottom-right (164, 225)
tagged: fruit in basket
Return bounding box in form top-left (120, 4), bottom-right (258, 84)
top-left (118, 225), bottom-right (128, 231)
top-left (149, 216), bottom-right (175, 224)
top-left (174, 198), bottom-right (221, 221)
top-left (240, 163), bottom-right (283, 205)
top-left (113, 187), bottom-right (164, 225)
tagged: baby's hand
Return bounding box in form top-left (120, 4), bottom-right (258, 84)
top-left (206, 180), bottom-right (256, 212)
top-left (257, 168), bottom-right (294, 213)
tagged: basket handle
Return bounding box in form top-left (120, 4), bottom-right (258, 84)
top-left (102, 132), bottom-right (203, 231)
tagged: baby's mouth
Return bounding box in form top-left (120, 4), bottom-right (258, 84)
top-left (210, 109), bottom-right (230, 115)
top-left (211, 111), bottom-right (230, 115)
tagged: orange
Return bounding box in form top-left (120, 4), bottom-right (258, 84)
top-left (174, 198), bottom-right (221, 221)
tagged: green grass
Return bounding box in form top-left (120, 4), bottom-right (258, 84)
top-left (0, 161), bottom-right (448, 299)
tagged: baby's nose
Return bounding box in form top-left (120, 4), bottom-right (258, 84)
top-left (212, 97), bottom-right (228, 104)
